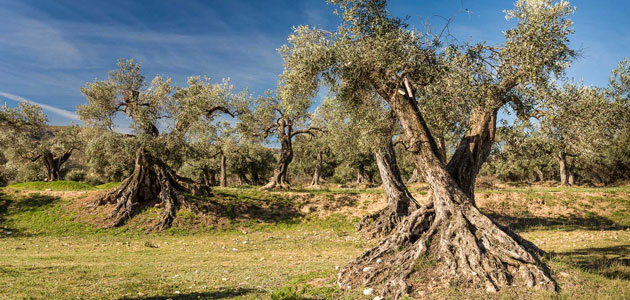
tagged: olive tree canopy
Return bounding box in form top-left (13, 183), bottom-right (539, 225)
top-left (78, 59), bottom-right (245, 230)
top-left (279, 0), bottom-right (576, 297)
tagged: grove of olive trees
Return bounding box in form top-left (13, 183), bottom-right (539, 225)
top-left (1, 1), bottom-right (630, 299)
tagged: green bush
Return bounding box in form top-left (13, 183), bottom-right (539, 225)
top-left (84, 175), bottom-right (104, 186)
top-left (65, 169), bottom-right (87, 182)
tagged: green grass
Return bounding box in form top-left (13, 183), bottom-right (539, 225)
top-left (94, 181), bottom-right (121, 190)
top-left (5, 181), bottom-right (97, 191)
top-left (4, 180), bottom-right (122, 192)
top-left (0, 184), bottom-right (629, 299)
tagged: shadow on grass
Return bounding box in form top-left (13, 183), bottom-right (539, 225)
top-left (0, 191), bottom-right (61, 238)
top-left (487, 213), bottom-right (626, 232)
top-left (117, 287), bottom-right (258, 300)
top-left (553, 245), bottom-right (630, 280)
top-left (188, 191), bottom-right (303, 226)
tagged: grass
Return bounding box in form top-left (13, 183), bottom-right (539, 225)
top-left (4, 181), bottom-right (122, 192)
top-left (0, 182), bottom-right (629, 299)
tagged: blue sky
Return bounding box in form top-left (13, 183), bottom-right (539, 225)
top-left (1, 0), bottom-right (628, 126)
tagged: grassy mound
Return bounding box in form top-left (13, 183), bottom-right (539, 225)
top-left (5, 181), bottom-right (96, 191)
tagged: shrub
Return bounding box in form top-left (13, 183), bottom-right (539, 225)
top-left (65, 169), bottom-right (87, 182)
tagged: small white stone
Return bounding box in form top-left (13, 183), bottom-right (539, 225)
top-left (363, 288), bottom-right (374, 295)
top-left (335, 265), bottom-right (339, 270)
top-left (174, 291), bottom-right (180, 294)
top-left (242, 240), bottom-right (248, 244)
top-left (376, 258), bottom-right (383, 264)
top-left (222, 278), bottom-right (227, 281)
top-left (373, 296), bottom-right (384, 300)
top-left (232, 248), bottom-right (238, 251)
top-left (362, 267), bottom-right (373, 272)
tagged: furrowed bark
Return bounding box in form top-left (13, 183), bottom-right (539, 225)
top-left (356, 139), bottom-right (419, 237)
top-left (557, 152), bottom-right (568, 186)
top-left (93, 148), bottom-right (211, 231)
top-left (262, 120), bottom-right (292, 190)
top-left (310, 151), bottom-right (323, 186)
top-left (41, 150), bottom-right (72, 181)
top-left (338, 87), bottom-right (555, 299)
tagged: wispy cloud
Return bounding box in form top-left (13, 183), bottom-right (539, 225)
top-left (0, 91), bottom-right (80, 121)
top-left (0, 13), bottom-right (81, 67)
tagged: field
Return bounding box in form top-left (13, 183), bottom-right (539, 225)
top-left (1, 182), bottom-right (629, 299)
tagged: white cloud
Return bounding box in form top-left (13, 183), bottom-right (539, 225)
top-left (0, 15), bottom-right (81, 67)
top-left (0, 91), bottom-right (80, 121)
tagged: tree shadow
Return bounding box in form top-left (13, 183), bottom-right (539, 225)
top-left (188, 192), bottom-right (303, 225)
top-left (487, 212), bottom-right (626, 232)
top-left (0, 191), bottom-right (61, 238)
top-left (552, 245), bottom-right (630, 280)
top-left (117, 287), bottom-right (258, 300)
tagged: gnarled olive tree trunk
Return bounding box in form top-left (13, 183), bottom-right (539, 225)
top-left (557, 151), bottom-right (575, 186)
top-left (406, 167), bottom-right (422, 183)
top-left (339, 89), bottom-right (555, 299)
top-left (262, 130), bottom-right (292, 190)
top-left (201, 168), bottom-right (218, 187)
top-left (41, 150), bottom-right (72, 181)
top-left (356, 139), bottom-right (418, 237)
top-left (94, 148), bottom-right (211, 231)
top-left (310, 151), bottom-right (323, 187)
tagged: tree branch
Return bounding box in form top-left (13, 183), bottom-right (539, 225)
top-left (206, 106), bottom-right (235, 118)
top-left (291, 127), bottom-right (322, 138)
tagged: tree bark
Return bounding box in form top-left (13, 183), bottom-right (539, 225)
top-left (445, 106), bottom-right (499, 201)
top-left (41, 150), bottom-right (72, 181)
top-left (219, 153), bottom-right (227, 187)
top-left (310, 151), bottom-right (323, 187)
top-left (356, 166), bottom-right (368, 184)
top-left (262, 122), bottom-right (292, 190)
top-left (557, 152), bottom-right (568, 186)
top-left (407, 167), bottom-right (421, 183)
top-left (93, 148), bottom-right (211, 231)
top-left (534, 168), bottom-right (544, 182)
top-left (201, 168), bottom-right (217, 186)
top-left (338, 88), bottom-right (555, 299)
top-left (237, 172), bottom-right (252, 185)
top-left (356, 140), bottom-right (419, 237)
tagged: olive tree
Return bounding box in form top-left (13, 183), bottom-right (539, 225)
top-left (26, 125), bottom-right (83, 181)
top-left (536, 83), bottom-right (612, 185)
top-left (281, 0), bottom-right (576, 297)
top-left (83, 129), bottom-right (136, 182)
top-left (227, 142), bottom-right (276, 186)
top-left (0, 102), bottom-right (47, 182)
top-left (2, 102), bottom-right (82, 181)
top-left (319, 94), bottom-right (419, 237)
top-left (78, 59), bottom-right (241, 230)
top-left (238, 91), bottom-right (320, 190)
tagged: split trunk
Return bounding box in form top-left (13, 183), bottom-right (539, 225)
top-left (356, 140), bottom-right (418, 237)
top-left (41, 150), bottom-right (72, 182)
top-left (262, 134), bottom-right (292, 190)
top-left (338, 90), bottom-right (555, 299)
